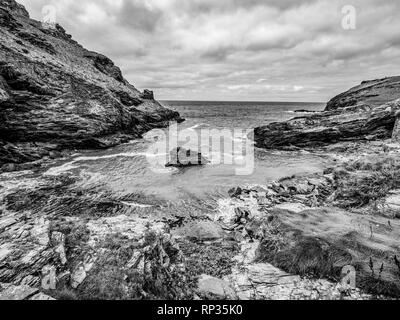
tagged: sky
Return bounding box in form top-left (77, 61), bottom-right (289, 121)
top-left (17, 0), bottom-right (400, 102)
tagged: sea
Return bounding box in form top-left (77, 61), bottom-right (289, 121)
top-left (45, 101), bottom-right (328, 216)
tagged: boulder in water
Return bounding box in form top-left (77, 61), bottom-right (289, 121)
top-left (165, 147), bottom-right (209, 168)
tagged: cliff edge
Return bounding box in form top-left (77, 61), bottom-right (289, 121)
top-left (255, 76), bottom-right (400, 149)
top-left (326, 76), bottom-right (400, 111)
top-left (0, 0), bottom-right (182, 168)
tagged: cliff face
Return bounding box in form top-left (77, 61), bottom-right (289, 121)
top-left (0, 0), bottom-right (182, 166)
top-left (255, 76), bottom-right (400, 149)
top-left (326, 76), bottom-right (400, 112)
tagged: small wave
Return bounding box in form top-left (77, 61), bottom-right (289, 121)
top-left (188, 123), bottom-right (210, 131)
top-left (44, 152), bottom-right (156, 176)
top-left (121, 201), bottom-right (153, 208)
top-left (150, 167), bottom-right (180, 174)
top-left (44, 162), bottom-right (79, 176)
top-left (207, 152), bottom-right (250, 165)
top-left (73, 152), bottom-right (145, 161)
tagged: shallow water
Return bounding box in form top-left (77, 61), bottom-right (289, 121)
top-left (45, 101), bottom-right (327, 210)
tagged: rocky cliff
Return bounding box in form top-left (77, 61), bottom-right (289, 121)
top-left (0, 0), bottom-right (182, 168)
top-left (255, 77), bottom-right (400, 149)
top-left (326, 76), bottom-right (400, 111)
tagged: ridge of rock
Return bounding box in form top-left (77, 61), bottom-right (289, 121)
top-left (255, 76), bottom-right (400, 149)
top-left (0, 0), bottom-right (182, 167)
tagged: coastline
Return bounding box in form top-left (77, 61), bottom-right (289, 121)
top-left (1, 138), bottom-right (399, 300)
top-left (1, 0), bottom-right (400, 302)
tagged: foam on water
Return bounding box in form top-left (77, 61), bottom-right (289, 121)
top-left (44, 151), bottom-right (168, 176)
top-left (188, 123), bottom-right (210, 130)
top-left (38, 101), bottom-right (327, 214)
top-left (120, 201), bottom-right (154, 208)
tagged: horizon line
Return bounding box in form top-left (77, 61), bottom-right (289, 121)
top-left (159, 99), bottom-right (326, 104)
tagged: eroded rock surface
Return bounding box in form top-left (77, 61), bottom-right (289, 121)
top-left (226, 242), bottom-right (369, 300)
top-left (0, 282), bottom-right (54, 300)
top-left (224, 143), bottom-right (400, 298)
top-left (197, 274), bottom-right (237, 299)
top-left (0, 0), bottom-right (182, 168)
top-left (326, 76), bottom-right (400, 111)
top-left (0, 169), bottom-right (191, 300)
top-left (255, 76), bottom-right (400, 149)
top-left (255, 99), bottom-right (400, 149)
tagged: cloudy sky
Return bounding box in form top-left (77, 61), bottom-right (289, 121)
top-left (18, 0), bottom-right (400, 102)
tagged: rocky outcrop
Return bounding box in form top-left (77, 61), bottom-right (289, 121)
top-left (326, 76), bottom-right (400, 111)
top-left (0, 171), bottom-right (191, 300)
top-left (226, 243), bottom-right (370, 300)
top-left (165, 147), bottom-right (209, 168)
top-left (0, 283), bottom-right (54, 300)
top-left (0, 0), bottom-right (29, 18)
top-left (0, 0), bottom-right (182, 167)
top-left (255, 99), bottom-right (400, 149)
top-left (224, 149), bottom-right (400, 298)
top-left (255, 76), bottom-right (400, 150)
top-left (197, 274), bottom-right (237, 299)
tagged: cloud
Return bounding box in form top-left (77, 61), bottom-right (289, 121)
top-left (16, 0), bottom-right (400, 101)
top-left (117, 0), bottom-right (163, 32)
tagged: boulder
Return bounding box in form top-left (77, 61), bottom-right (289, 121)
top-left (378, 190), bottom-right (400, 218)
top-left (197, 275), bottom-right (237, 299)
top-left (140, 89), bottom-right (154, 100)
top-left (165, 147), bottom-right (209, 168)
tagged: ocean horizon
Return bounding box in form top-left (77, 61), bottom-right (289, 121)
top-left (161, 99), bottom-right (326, 104)
top-left (161, 100), bottom-right (326, 131)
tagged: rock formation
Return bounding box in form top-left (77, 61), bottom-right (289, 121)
top-left (326, 76), bottom-right (400, 111)
top-left (222, 148), bottom-right (400, 298)
top-left (255, 77), bottom-right (400, 149)
top-left (0, 0), bottom-right (182, 168)
top-left (165, 147), bottom-right (209, 168)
